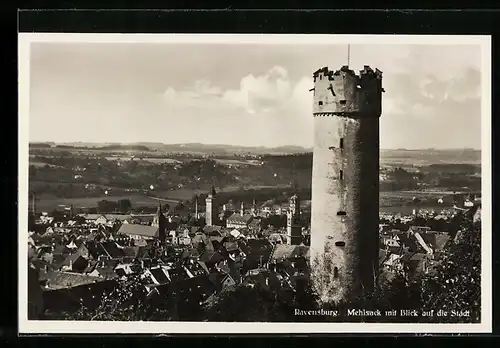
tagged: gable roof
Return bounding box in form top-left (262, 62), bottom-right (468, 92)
top-left (400, 252), bottom-right (428, 263)
top-left (227, 213), bottom-right (253, 224)
top-left (199, 251), bottom-right (225, 265)
top-left (101, 241), bottom-right (125, 259)
top-left (150, 267), bottom-right (170, 285)
top-left (104, 214), bottom-right (132, 221)
top-left (61, 249), bottom-right (87, 267)
top-left (396, 233), bottom-right (419, 252)
top-left (203, 225), bottom-right (222, 235)
top-left (44, 271), bottom-right (107, 290)
top-left (122, 246), bottom-right (140, 258)
top-left (118, 224), bottom-right (159, 238)
top-left (270, 244), bottom-right (309, 262)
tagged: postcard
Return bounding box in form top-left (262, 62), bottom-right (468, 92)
top-left (18, 33), bottom-right (491, 334)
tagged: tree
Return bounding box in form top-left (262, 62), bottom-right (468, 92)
top-left (55, 275), bottom-right (173, 321)
top-left (420, 217), bottom-right (481, 323)
top-left (118, 199), bottom-right (132, 213)
top-left (203, 284), bottom-right (286, 322)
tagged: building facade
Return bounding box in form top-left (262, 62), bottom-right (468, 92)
top-left (310, 65), bottom-right (383, 303)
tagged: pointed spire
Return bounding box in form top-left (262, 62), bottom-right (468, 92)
top-left (210, 185), bottom-right (217, 197)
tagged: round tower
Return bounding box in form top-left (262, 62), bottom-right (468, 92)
top-left (310, 65), bottom-right (383, 303)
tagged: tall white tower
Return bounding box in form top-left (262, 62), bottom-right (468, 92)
top-left (310, 65), bottom-right (383, 303)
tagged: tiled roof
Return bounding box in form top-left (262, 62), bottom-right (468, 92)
top-left (223, 241), bottom-right (239, 252)
top-left (101, 241), bottom-right (125, 259)
top-left (118, 224), bottom-right (159, 238)
top-left (421, 232), bottom-right (451, 252)
top-left (396, 233), bottom-right (419, 252)
top-left (61, 250), bottom-right (86, 267)
top-left (203, 225), bottom-right (222, 234)
top-left (44, 271), bottom-right (106, 290)
top-left (104, 214), bottom-right (132, 221)
top-left (122, 246), bottom-right (140, 258)
top-left (400, 252), bottom-right (427, 263)
top-left (408, 226), bottom-right (432, 234)
top-left (150, 267), bottom-right (170, 284)
top-left (227, 213), bottom-right (253, 224)
top-left (95, 266), bottom-right (119, 279)
top-left (199, 251), bottom-right (224, 265)
top-left (80, 214), bottom-right (103, 220)
top-left (270, 244), bottom-right (309, 262)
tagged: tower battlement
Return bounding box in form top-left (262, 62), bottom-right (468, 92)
top-left (312, 65), bottom-right (383, 116)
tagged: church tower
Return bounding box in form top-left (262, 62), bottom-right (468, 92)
top-left (310, 65), bottom-right (383, 303)
top-left (286, 194), bottom-right (302, 245)
top-left (152, 203), bottom-right (168, 243)
top-left (205, 186), bottom-right (217, 226)
top-left (194, 195), bottom-right (199, 219)
top-left (240, 201), bottom-right (244, 217)
top-left (251, 198), bottom-right (257, 217)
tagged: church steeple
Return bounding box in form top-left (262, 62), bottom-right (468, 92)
top-left (210, 185), bottom-right (217, 197)
top-left (194, 195), bottom-right (199, 219)
top-left (152, 202), bottom-right (163, 228)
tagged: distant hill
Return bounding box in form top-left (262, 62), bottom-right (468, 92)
top-left (29, 142), bottom-right (312, 155)
top-left (28, 141), bottom-right (480, 162)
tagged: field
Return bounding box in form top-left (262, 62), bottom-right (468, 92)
top-left (32, 187), bottom-right (461, 214)
top-left (104, 157), bottom-right (182, 164)
top-left (34, 194), bottom-right (183, 212)
top-left (215, 159), bottom-right (262, 166)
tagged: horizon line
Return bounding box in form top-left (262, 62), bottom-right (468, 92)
top-left (27, 141), bottom-right (481, 152)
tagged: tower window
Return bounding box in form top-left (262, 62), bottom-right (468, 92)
top-left (339, 138), bottom-right (344, 149)
top-left (318, 101), bottom-right (323, 106)
top-left (320, 75), bottom-right (322, 80)
top-left (333, 267), bottom-right (339, 278)
top-left (335, 241), bottom-right (346, 247)
top-left (339, 170), bottom-right (343, 180)
top-left (339, 100), bottom-right (347, 105)
top-left (337, 211), bottom-right (346, 216)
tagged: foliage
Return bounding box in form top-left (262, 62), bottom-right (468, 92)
top-left (420, 219), bottom-right (481, 323)
top-left (203, 284), bottom-right (287, 322)
top-left (47, 275), bottom-right (171, 321)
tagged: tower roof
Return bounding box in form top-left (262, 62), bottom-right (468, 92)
top-left (210, 185), bottom-right (217, 196)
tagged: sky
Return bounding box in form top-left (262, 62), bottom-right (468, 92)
top-left (28, 41), bottom-right (482, 149)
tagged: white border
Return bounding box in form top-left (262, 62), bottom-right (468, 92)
top-left (18, 33), bottom-right (492, 334)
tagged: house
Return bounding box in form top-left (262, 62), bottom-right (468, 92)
top-left (400, 252), bottom-right (429, 279)
top-left (60, 249), bottom-right (89, 273)
top-left (269, 244), bottom-right (308, 263)
top-left (198, 250), bottom-right (225, 268)
top-left (117, 223), bottom-right (160, 241)
top-left (145, 266), bottom-right (171, 285)
top-left (226, 213), bottom-right (253, 229)
top-left (240, 239), bottom-right (274, 271)
top-left (202, 225), bottom-right (222, 236)
top-left (208, 271), bottom-right (236, 292)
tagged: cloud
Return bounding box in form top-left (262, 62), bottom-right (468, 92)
top-left (162, 66), bottom-right (296, 115)
top-left (222, 66), bottom-right (292, 114)
top-left (382, 67), bottom-right (481, 119)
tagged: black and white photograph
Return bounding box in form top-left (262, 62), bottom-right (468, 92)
top-left (18, 34), bottom-right (491, 334)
